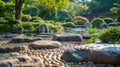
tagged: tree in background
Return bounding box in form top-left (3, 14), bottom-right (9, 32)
top-left (88, 0), bottom-right (119, 13)
top-left (111, 2), bottom-right (120, 22)
top-left (15, 0), bottom-right (25, 20)
top-left (0, 0), bottom-right (15, 18)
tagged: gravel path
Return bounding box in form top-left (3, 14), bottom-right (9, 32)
top-left (0, 40), bottom-right (118, 67)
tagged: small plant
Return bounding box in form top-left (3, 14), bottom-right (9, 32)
top-left (91, 18), bottom-right (106, 28)
top-left (99, 27), bottom-right (120, 43)
top-left (88, 27), bottom-right (99, 34)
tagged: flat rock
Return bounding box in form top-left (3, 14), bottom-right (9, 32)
top-left (0, 45), bottom-right (28, 53)
top-left (10, 37), bottom-right (42, 43)
top-left (4, 34), bottom-right (25, 38)
top-left (29, 40), bottom-right (62, 49)
top-left (53, 34), bottom-right (83, 42)
top-left (0, 53), bottom-right (44, 67)
top-left (61, 44), bottom-right (120, 65)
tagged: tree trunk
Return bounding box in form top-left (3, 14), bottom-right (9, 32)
top-left (15, 0), bottom-right (25, 20)
top-left (15, 5), bottom-right (21, 20)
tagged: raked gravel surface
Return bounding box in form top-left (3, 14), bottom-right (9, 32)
top-left (0, 40), bottom-right (120, 67)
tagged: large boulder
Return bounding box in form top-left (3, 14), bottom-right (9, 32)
top-left (11, 27), bottom-right (23, 33)
top-left (39, 24), bottom-right (49, 33)
top-left (53, 34), bottom-right (83, 41)
top-left (61, 44), bottom-right (120, 65)
top-left (29, 40), bottom-right (62, 49)
top-left (0, 53), bottom-right (44, 67)
top-left (0, 45), bottom-right (28, 53)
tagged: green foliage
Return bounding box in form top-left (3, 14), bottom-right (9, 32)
top-left (0, 24), bottom-right (11, 31)
top-left (38, 5), bottom-right (57, 20)
top-left (22, 15), bottom-right (32, 21)
top-left (63, 22), bottom-right (75, 27)
top-left (0, 18), bottom-right (8, 24)
top-left (88, 0), bottom-right (119, 13)
top-left (66, 2), bottom-right (88, 16)
top-left (88, 27), bottom-right (99, 34)
top-left (31, 16), bottom-right (44, 23)
top-left (16, 22), bottom-right (42, 32)
top-left (0, 1), bottom-right (15, 18)
top-left (108, 22), bottom-right (120, 27)
top-left (6, 18), bottom-right (21, 24)
top-left (29, 7), bottom-right (39, 16)
top-left (99, 27), bottom-right (120, 43)
top-left (104, 18), bottom-right (113, 24)
top-left (39, 0), bottom-right (69, 10)
top-left (45, 21), bottom-right (63, 31)
top-left (91, 18), bottom-right (106, 28)
top-left (72, 16), bottom-right (89, 25)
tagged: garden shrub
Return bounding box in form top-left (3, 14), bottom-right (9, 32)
top-left (45, 22), bottom-right (63, 31)
top-left (108, 22), bottom-right (120, 27)
top-left (99, 27), bottom-right (120, 43)
top-left (72, 16), bottom-right (89, 25)
top-left (0, 19), bottom-right (8, 24)
top-left (0, 24), bottom-right (11, 32)
top-left (31, 16), bottom-right (43, 21)
top-left (7, 19), bottom-right (21, 24)
top-left (88, 27), bottom-right (99, 34)
top-left (91, 18), bottom-right (106, 28)
top-left (16, 22), bottom-right (41, 32)
top-left (31, 16), bottom-right (44, 23)
top-left (104, 18), bottom-right (113, 24)
top-left (22, 15), bottom-right (32, 21)
top-left (63, 22), bottom-right (75, 27)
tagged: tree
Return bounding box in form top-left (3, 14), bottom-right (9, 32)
top-left (15, 0), bottom-right (25, 20)
top-left (0, 0), bottom-right (6, 17)
top-left (39, 0), bottom-right (69, 10)
top-left (88, 0), bottom-right (119, 13)
top-left (113, 3), bottom-right (120, 22)
top-left (38, 0), bottom-right (69, 20)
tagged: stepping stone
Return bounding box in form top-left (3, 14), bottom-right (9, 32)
top-left (0, 53), bottom-right (44, 67)
top-left (4, 34), bottom-right (25, 38)
top-left (61, 44), bottom-right (120, 65)
top-left (53, 34), bottom-right (83, 42)
top-left (29, 40), bottom-right (62, 49)
top-left (0, 45), bottom-right (28, 53)
top-left (10, 37), bottom-right (42, 43)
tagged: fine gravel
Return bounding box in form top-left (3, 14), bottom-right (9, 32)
top-left (0, 40), bottom-right (119, 67)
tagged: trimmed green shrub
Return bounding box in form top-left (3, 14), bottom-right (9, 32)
top-left (16, 22), bottom-right (41, 32)
top-left (7, 19), bottom-right (21, 24)
top-left (91, 18), bottom-right (106, 28)
top-left (72, 16), bottom-right (89, 25)
top-left (31, 16), bottom-right (43, 21)
top-left (63, 22), bottom-right (75, 27)
top-left (99, 27), bottom-right (120, 43)
top-left (22, 15), bottom-right (32, 21)
top-left (0, 24), bottom-right (11, 31)
top-left (0, 19), bottom-right (8, 24)
top-left (31, 16), bottom-right (44, 23)
top-left (108, 22), bottom-right (120, 27)
top-left (104, 18), bottom-right (113, 24)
